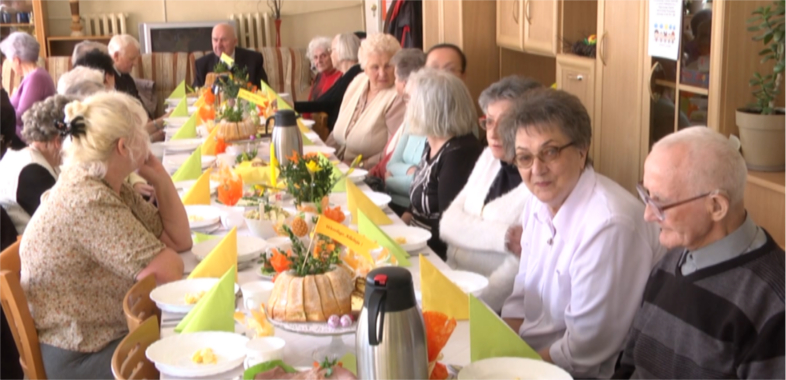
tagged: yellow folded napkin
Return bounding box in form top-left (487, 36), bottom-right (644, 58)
top-left (170, 96), bottom-right (188, 117)
top-left (201, 125), bottom-right (219, 156)
top-left (347, 180), bottom-right (391, 225)
top-left (194, 93), bottom-right (205, 108)
top-left (182, 168), bottom-right (212, 205)
top-left (420, 255), bottom-right (468, 320)
top-left (220, 52), bottom-right (234, 66)
top-left (358, 210), bottom-right (411, 267)
top-left (189, 228), bottom-right (238, 281)
top-left (234, 162), bottom-right (269, 185)
top-left (469, 295), bottom-right (540, 361)
top-left (170, 147), bottom-right (202, 182)
top-left (168, 80), bottom-right (187, 99)
top-left (171, 112), bottom-right (199, 140)
top-left (176, 265), bottom-right (236, 333)
top-left (269, 143), bottom-right (279, 187)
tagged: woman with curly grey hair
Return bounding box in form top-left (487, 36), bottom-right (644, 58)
top-left (0, 94), bottom-right (72, 234)
top-left (0, 32), bottom-right (56, 143)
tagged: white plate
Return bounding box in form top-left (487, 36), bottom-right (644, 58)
top-left (457, 357), bottom-right (572, 380)
top-left (185, 205), bottom-right (222, 229)
top-left (192, 235), bottom-right (267, 263)
top-left (328, 191), bottom-right (391, 209)
top-left (303, 132), bottom-right (320, 142)
top-left (303, 145), bottom-right (336, 156)
top-left (150, 278), bottom-right (240, 314)
top-left (378, 225), bottom-right (431, 252)
top-left (165, 98), bottom-right (198, 107)
top-left (175, 179), bottom-right (219, 194)
top-left (164, 154), bottom-right (216, 171)
top-left (346, 168), bottom-right (368, 183)
top-left (161, 138), bottom-right (204, 153)
top-left (166, 105), bottom-right (199, 114)
top-left (163, 116), bottom-right (192, 129)
top-left (146, 331), bottom-right (248, 378)
top-left (300, 119), bottom-right (315, 129)
top-left (445, 270), bottom-right (489, 297)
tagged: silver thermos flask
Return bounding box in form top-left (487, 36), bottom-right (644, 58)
top-left (356, 267), bottom-right (429, 379)
top-left (267, 109), bottom-right (303, 165)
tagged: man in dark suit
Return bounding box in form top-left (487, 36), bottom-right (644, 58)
top-left (192, 23), bottom-right (268, 88)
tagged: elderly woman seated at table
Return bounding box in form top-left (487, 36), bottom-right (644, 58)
top-left (0, 95), bottom-right (73, 235)
top-left (0, 32), bottom-right (56, 144)
top-left (307, 36), bottom-right (342, 102)
top-left (440, 76), bottom-right (542, 312)
top-left (404, 68), bottom-right (483, 261)
top-left (326, 33), bottom-right (405, 167)
top-left (498, 88), bottom-right (665, 378)
top-left (20, 92), bottom-right (188, 379)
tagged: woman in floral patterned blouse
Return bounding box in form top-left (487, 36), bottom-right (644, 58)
top-left (20, 92), bottom-right (190, 379)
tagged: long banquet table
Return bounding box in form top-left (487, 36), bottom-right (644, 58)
top-left (158, 132), bottom-right (471, 379)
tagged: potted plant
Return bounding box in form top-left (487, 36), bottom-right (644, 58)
top-left (736, 0), bottom-right (785, 171)
top-left (279, 152), bottom-right (337, 214)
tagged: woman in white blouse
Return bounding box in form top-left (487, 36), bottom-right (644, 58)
top-left (440, 76), bottom-right (541, 312)
top-left (499, 88), bottom-right (665, 379)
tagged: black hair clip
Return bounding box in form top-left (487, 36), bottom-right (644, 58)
top-left (57, 116), bottom-right (87, 137)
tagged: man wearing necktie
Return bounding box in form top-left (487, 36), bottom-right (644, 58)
top-left (192, 23), bottom-right (268, 89)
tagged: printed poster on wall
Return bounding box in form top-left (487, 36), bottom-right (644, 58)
top-left (648, 0), bottom-right (683, 60)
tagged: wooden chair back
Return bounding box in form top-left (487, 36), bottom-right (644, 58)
top-left (111, 315), bottom-right (160, 380)
top-left (312, 112), bottom-right (330, 141)
top-left (0, 239), bottom-right (47, 379)
top-left (123, 275), bottom-right (160, 331)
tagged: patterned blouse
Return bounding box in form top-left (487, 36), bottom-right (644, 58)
top-left (20, 165), bottom-right (166, 352)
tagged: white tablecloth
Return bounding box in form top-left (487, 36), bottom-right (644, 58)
top-left (158, 133), bottom-right (470, 379)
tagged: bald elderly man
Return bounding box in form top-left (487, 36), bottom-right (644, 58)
top-left (192, 23), bottom-right (268, 88)
top-left (614, 127), bottom-right (784, 379)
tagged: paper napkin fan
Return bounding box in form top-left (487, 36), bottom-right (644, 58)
top-left (301, 132), bottom-right (314, 146)
top-left (331, 161), bottom-right (346, 193)
top-left (188, 228), bottom-right (238, 281)
top-left (182, 168), bottom-right (212, 205)
top-left (346, 180), bottom-right (391, 225)
top-left (201, 125), bottom-right (219, 156)
top-left (469, 295), bottom-right (541, 361)
top-left (171, 112), bottom-right (199, 140)
top-left (170, 97), bottom-right (189, 117)
top-left (420, 255), bottom-right (468, 320)
top-left (170, 147), bottom-right (202, 182)
top-left (176, 265), bottom-right (236, 333)
top-left (358, 210), bottom-right (411, 267)
top-left (168, 80), bottom-right (187, 99)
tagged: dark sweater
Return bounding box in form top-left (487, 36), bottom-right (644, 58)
top-left (294, 64), bottom-right (362, 132)
top-left (614, 231), bottom-right (785, 379)
top-left (409, 134), bottom-right (483, 260)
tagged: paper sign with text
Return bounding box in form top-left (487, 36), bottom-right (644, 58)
top-left (313, 216), bottom-right (375, 263)
top-left (220, 53), bottom-right (235, 66)
top-left (237, 88), bottom-right (270, 107)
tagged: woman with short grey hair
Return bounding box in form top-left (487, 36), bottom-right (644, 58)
top-left (295, 33), bottom-right (362, 132)
top-left (404, 68), bottom-right (483, 260)
top-left (305, 36), bottom-right (341, 108)
top-left (0, 32), bottom-right (56, 143)
top-left (0, 94), bottom-right (72, 235)
top-left (440, 75), bottom-right (542, 312)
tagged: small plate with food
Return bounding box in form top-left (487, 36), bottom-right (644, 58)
top-left (185, 205), bottom-right (222, 229)
top-left (378, 225), bottom-right (432, 252)
top-left (149, 278), bottom-right (240, 314)
top-left (146, 331), bottom-right (248, 377)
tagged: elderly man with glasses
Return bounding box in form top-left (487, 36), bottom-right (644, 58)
top-left (614, 127), bottom-right (785, 379)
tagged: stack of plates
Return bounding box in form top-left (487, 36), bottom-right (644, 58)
top-left (146, 331), bottom-right (248, 377)
top-left (192, 235), bottom-right (267, 271)
top-left (186, 205), bottom-right (222, 233)
top-left (159, 138), bottom-right (205, 154)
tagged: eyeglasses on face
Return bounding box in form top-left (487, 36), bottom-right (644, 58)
top-left (636, 182), bottom-right (717, 221)
top-left (513, 141), bottom-right (574, 169)
top-left (312, 52), bottom-right (330, 61)
top-left (479, 116), bottom-right (498, 131)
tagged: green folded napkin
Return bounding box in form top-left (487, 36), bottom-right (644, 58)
top-left (339, 352), bottom-right (357, 376)
top-left (469, 295), bottom-right (541, 362)
top-left (170, 147), bottom-right (202, 182)
top-left (331, 161), bottom-right (346, 193)
top-left (357, 210), bottom-right (411, 266)
top-left (169, 80), bottom-right (187, 99)
top-left (171, 112), bottom-right (199, 140)
top-left (170, 97), bottom-right (188, 117)
top-left (243, 360), bottom-right (297, 380)
top-left (175, 265), bottom-right (236, 333)
top-left (193, 232), bottom-right (221, 244)
top-left (302, 132), bottom-right (314, 146)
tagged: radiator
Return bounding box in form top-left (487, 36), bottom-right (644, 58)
top-left (230, 12), bottom-right (274, 49)
top-left (83, 13), bottom-right (128, 36)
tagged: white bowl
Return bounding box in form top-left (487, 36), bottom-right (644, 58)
top-left (244, 217), bottom-right (278, 239)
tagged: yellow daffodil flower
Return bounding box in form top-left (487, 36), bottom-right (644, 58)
top-left (306, 161), bottom-right (322, 174)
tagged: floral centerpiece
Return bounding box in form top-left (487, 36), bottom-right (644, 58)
top-left (279, 152), bottom-right (336, 214)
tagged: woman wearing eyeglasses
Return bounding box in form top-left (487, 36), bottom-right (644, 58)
top-left (306, 37), bottom-right (342, 104)
top-left (439, 76), bottom-right (541, 312)
top-left (498, 88), bottom-right (665, 379)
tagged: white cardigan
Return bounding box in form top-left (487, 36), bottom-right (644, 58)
top-left (440, 148), bottom-right (532, 312)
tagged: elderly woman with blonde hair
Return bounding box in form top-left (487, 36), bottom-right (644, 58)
top-left (326, 33), bottom-right (406, 167)
top-left (20, 92), bottom-right (188, 379)
top-left (404, 68), bottom-right (483, 260)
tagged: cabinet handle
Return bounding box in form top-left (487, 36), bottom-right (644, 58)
top-left (513, 0), bottom-right (519, 24)
top-left (598, 32), bottom-right (607, 66)
top-left (568, 74), bottom-right (584, 81)
top-left (648, 61), bottom-right (663, 101)
top-left (525, 0), bottom-right (532, 23)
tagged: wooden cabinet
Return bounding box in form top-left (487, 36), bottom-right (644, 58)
top-left (557, 54), bottom-right (597, 160)
top-left (496, 0), bottom-right (558, 56)
top-left (0, 0), bottom-right (48, 57)
top-left (745, 171), bottom-right (785, 248)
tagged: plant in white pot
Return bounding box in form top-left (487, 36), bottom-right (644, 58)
top-left (736, 0), bottom-right (785, 171)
